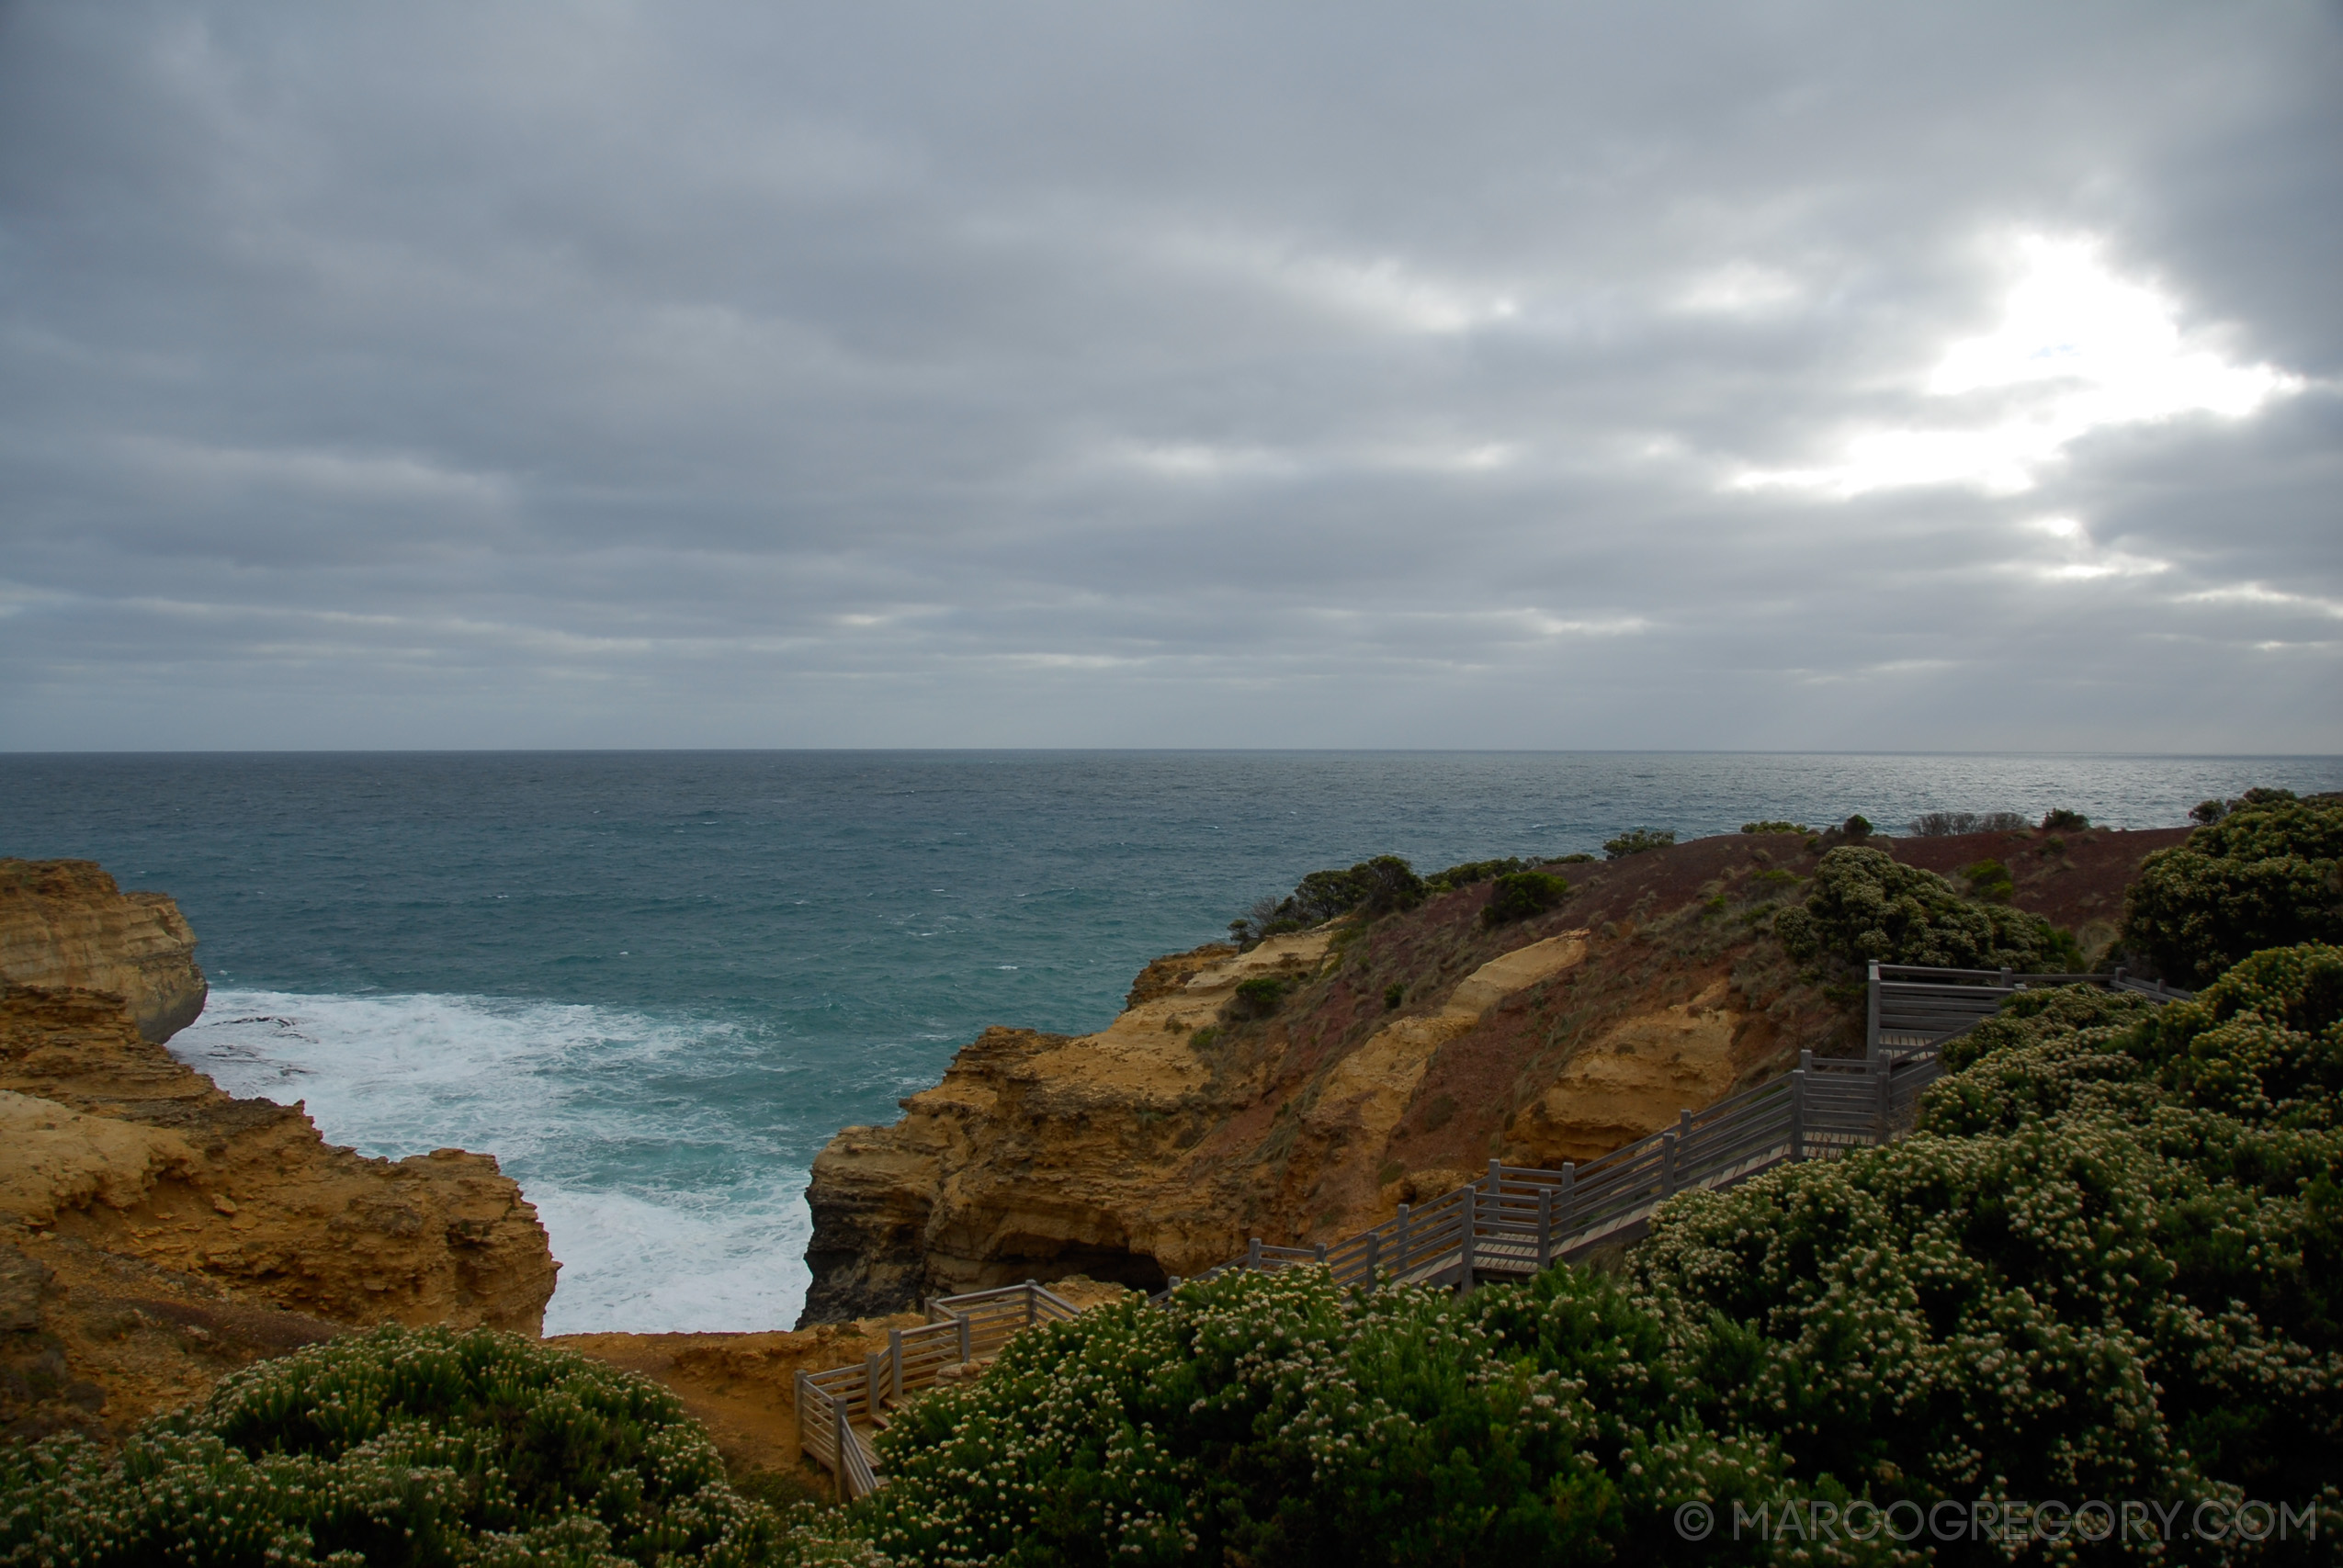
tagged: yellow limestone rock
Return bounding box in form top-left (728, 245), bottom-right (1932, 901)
top-left (0, 1090), bottom-right (198, 1224)
top-left (1516, 977), bottom-right (1745, 1166)
top-left (799, 928), bottom-right (1606, 1321)
top-left (1309, 932), bottom-right (1589, 1147)
top-left (0, 860), bottom-right (208, 1043)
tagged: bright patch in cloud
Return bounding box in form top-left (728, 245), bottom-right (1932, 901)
top-left (2013, 514), bottom-right (2171, 581)
top-left (2181, 582), bottom-right (2343, 620)
top-left (1294, 256), bottom-right (1520, 334)
top-left (1161, 231), bottom-right (1519, 335)
top-left (1735, 234), bottom-right (2305, 496)
top-left (1674, 262), bottom-right (1805, 318)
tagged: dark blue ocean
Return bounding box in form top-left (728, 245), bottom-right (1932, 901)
top-left (5, 750), bottom-right (2337, 1331)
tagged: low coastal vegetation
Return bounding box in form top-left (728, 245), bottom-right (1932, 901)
top-left (1602, 827), bottom-right (1676, 859)
top-left (1906, 810), bottom-right (2029, 836)
top-left (1776, 845), bottom-right (2083, 972)
top-left (2121, 788), bottom-right (2343, 987)
top-left (9, 795), bottom-right (2341, 1565)
top-left (1480, 870), bottom-right (1571, 927)
top-left (1229, 855), bottom-right (1430, 946)
top-left (0, 1325), bottom-right (795, 1566)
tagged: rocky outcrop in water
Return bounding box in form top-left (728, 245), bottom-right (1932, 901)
top-left (0, 859), bottom-right (209, 1043)
top-left (798, 824), bottom-right (2191, 1324)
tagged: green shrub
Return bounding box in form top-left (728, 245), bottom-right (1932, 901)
top-left (2122, 790), bottom-right (2343, 987)
top-left (0, 1325), bottom-right (787, 1567)
top-left (1773, 846), bottom-right (2078, 971)
top-left (2040, 807), bottom-right (2090, 831)
top-left (1234, 856), bottom-right (1429, 944)
top-left (1424, 857), bottom-right (1529, 893)
top-left (1227, 976), bottom-right (1291, 1020)
top-left (1382, 983), bottom-right (1405, 1010)
top-left (858, 1268), bottom-right (1814, 1568)
top-left (1958, 857), bottom-right (2014, 903)
top-left (1601, 828), bottom-right (1674, 860)
top-left (1907, 810), bottom-right (2029, 836)
top-left (2127, 941), bottom-right (2343, 1129)
top-left (1480, 872), bottom-right (1570, 927)
top-left (1739, 820), bottom-right (1811, 835)
top-left (1555, 852), bottom-right (1594, 864)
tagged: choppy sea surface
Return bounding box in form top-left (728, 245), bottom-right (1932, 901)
top-left (4, 750), bottom-right (2337, 1332)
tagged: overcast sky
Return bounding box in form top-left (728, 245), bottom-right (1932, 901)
top-left (2, 2), bottom-right (2338, 752)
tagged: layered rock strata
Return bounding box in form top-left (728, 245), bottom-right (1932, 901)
top-left (0, 981), bottom-right (558, 1441)
top-left (801, 825), bottom-right (2190, 1323)
top-left (0, 859), bottom-right (209, 1043)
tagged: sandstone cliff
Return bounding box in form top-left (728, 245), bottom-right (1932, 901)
top-left (800, 824), bottom-right (2188, 1323)
top-left (0, 860), bottom-right (210, 1043)
top-left (0, 982), bottom-right (559, 1442)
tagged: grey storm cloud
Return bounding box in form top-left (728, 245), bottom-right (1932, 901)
top-left (1, 0), bottom-right (2338, 750)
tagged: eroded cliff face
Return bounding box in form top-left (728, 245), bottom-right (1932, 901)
top-left (800, 825), bottom-right (2190, 1324)
top-left (0, 983), bottom-right (559, 1441)
top-left (0, 859), bottom-right (209, 1043)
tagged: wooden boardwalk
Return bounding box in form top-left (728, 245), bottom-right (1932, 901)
top-left (798, 963), bottom-right (2190, 1499)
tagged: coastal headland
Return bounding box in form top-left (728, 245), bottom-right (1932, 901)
top-left (0, 860), bottom-right (558, 1442)
top-left (798, 821), bottom-right (2187, 1322)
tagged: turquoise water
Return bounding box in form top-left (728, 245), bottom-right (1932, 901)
top-left (4, 750), bottom-right (2337, 1330)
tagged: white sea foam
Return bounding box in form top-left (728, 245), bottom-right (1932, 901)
top-left (175, 989), bottom-right (812, 1334)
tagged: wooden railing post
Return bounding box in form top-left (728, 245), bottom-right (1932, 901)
top-left (1314, 1242), bottom-right (1327, 1264)
top-left (1661, 1131), bottom-right (1677, 1195)
top-left (1364, 1231), bottom-right (1380, 1281)
top-left (1866, 959), bottom-right (1882, 1056)
top-left (832, 1393), bottom-right (851, 1503)
top-left (1247, 1236), bottom-right (1263, 1271)
top-left (865, 1350), bottom-right (884, 1412)
top-left (1789, 1067), bottom-right (1806, 1162)
top-left (889, 1327), bottom-right (904, 1403)
top-left (1025, 1280), bottom-right (1039, 1325)
top-left (1459, 1185), bottom-right (1477, 1292)
top-left (796, 1370), bottom-right (810, 1463)
top-left (1535, 1183), bottom-right (1553, 1270)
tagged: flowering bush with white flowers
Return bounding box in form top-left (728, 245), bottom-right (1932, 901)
top-left (1622, 946), bottom-right (2343, 1557)
top-left (856, 1265), bottom-right (1885, 1567)
top-left (0, 1325), bottom-right (807, 1567)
